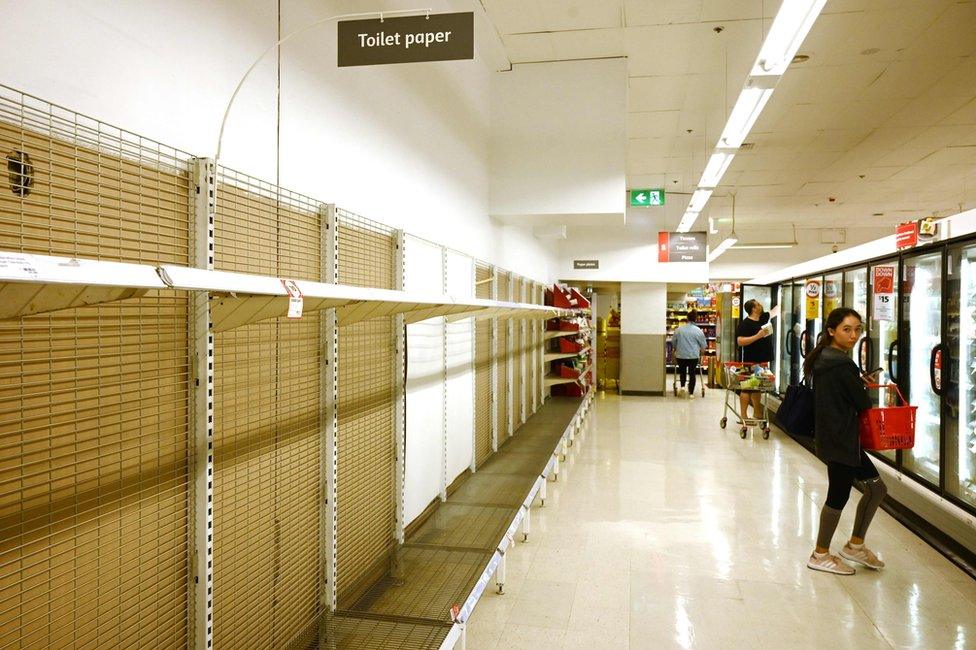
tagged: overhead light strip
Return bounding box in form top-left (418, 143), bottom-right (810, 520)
top-left (680, 0), bottom-right (827, 236)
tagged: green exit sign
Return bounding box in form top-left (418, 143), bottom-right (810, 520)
top-left (630, 188), bottom-right (665, 207)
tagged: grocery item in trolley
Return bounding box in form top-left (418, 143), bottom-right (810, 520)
top-left (859, 384), bottom-right (917, 451)
top-left (724, 363), bottom-right (776, 391)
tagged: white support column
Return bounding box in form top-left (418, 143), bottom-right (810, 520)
top-left (189, 158), bottom-right (214, 650)
top-left (393, 230), bottom-right (406, 542)
top-left (441, 247), bottom-right (448, 502)
top-left (507, 275), bottom-right (515, 437)
top-left (469, 261), bottom-right (477, 474)
top-left (490, 269), bottom-right (498, 453)
top-left (322, 204), bottom-right (339, 612)
top-left (539, 479), bottom-right (547, 507)
top-left (521, 508), bottom-right (531, 542)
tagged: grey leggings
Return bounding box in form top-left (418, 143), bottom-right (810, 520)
top-left (817, 451), bottom-right (887, 548)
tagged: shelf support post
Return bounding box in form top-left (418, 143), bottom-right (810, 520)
top-left (490, 268), bottom-right (498, 453)
top-left (322, 204), bottom-right (339, 613)
top-left (189, 157), bottom-right (215, 650)
top-left (394, 229), bottom-right (406, 542)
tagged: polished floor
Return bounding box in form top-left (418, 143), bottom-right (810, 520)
top-left (465, 389), bottom-right (976, 649)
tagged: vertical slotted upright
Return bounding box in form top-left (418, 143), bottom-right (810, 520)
top-left (474, 262), bottom-right (494, 467)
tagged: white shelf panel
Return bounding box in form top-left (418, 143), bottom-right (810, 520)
top-left (545, 347), bottom-right (591, 363)
top-left (0, 250), bottom-right (571, 331)
top-left (0, 251), bottom-right (165, 319)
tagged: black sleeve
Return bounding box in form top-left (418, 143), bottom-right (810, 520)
top-left (736, 320), bottom-right (752, 338)
top-left (840, 363), bottom-right (871, 413)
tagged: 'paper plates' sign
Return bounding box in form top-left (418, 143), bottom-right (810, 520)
top-left (338, 13), bottom-right (474, 67)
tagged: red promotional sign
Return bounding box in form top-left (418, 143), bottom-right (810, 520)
top-left (658, 231), bottom-right (670, 263)
top-left (896, 222), bottom-right (919, 249)
top-left (873, 266), bottom-right (894, 294)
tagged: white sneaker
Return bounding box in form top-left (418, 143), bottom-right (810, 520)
top-left (807, 551), bottom-right (855, 575)
top-left (688, 392), bottom-right (696, 399)
top-left (839, 543), bottom-right (885, 570)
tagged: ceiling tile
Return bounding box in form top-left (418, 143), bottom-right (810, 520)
top-left (628, 110), bottom-right (681, 138)
top-left (628, 75), bottom-right (687, 111)
top-left (550, 28), bottom-right (626, 59)
top-left (501, 33), bottom-right (555, 62)
top-left (624, 0), bottom-right (703, 26)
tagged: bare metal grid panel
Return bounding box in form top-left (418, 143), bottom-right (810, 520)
top-left (214, 167), bottom-right (321, 278)
top-left (473, 263), bottom-right (492, 468)
top-left (327, 613), bottom-right (449, 649)
top-left (0, 85), bottom-right (191, 264)
top-left (495, 270), bottom-right (511, 443)
top-left (211, 175), bottom-right (322, 648)
top-left (348, 546), bottom-right (490, 622)
top-left (512, 277), bottom-right (523, 429)
top-left (407, 503), bottom-right (511, 551)
top-left (0, 298), bottom-right (191, 650)
top-left (334, 209), bottom-right (397, 609)
top-left (0, 86), bottom-right (192, 649)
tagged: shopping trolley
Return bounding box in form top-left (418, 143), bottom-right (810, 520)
top-left (719, 361), bottom-right (776, 439)
top-left (672, 356), bottom-right (707, 398)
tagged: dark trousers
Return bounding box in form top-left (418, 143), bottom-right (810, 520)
top-left (677, 358), bottom-right (699, 393)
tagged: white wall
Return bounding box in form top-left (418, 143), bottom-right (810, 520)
top-left (445, 251), bottom-right (474, 485)
top-left (620, 283), bottom-right (667, 335)
top-left (490, 58), bottom-right (627, 225)
top-left (558, 213), bottom-right (709, 283)
top-left (0, 0), bottom-right (555, 276)
top-left (403, 237), bottom-right (445, 524)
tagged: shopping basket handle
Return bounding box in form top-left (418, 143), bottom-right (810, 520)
top-left (864, 383), bottom-right (908, 406)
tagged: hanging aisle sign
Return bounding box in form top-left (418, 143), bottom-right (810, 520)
top-left (805, 279), bottom-right (822, 318)
top-left (338, 12), bottom-right (474, 67)
top-left (658, 232), bottom-right (706, 262)
top-left (872, 266), bottom-right (895, 321)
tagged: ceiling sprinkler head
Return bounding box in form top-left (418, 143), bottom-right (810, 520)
top-left (713, 26), bottom-right (724, 34)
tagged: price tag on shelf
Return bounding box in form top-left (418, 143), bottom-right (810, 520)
top-left (281, 279), bottom-right (304, 319)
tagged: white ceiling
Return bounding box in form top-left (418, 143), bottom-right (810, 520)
top-left (480, 0), bottom-right (976, 231)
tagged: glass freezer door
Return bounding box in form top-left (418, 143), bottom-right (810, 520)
top-left (947, 243), bottom-right (976, 508)
top-left (802, 277), bottom-right (824, 355)
top-left (868, 261), bottom-right (900, 462)
top-left (779, 283), bottom-right (795, 393)
top-left (844, 267), bottom-right (869, 371)
top-left (900, 251), bottom-right (943, 486)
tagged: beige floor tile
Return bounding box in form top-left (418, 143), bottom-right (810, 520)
top-left (462, 392), bottom-right (976, 650)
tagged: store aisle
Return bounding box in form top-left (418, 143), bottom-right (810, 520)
top-left (464, 391), bottom-right (976, 649)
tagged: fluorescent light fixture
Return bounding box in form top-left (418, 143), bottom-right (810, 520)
top-left (698, 151), bottom-right (735, 188)
top-left (707, 236), bottom-right (738, 262)
top-left (687, 188), bottom-right (713, 213)
top-left (751, 0), bottom-right (828, 77)
top-left (708, 217), bottom-right (718, 234)
top-left (676, 211), bottom-right (699, 233)
top-left (718, 86), bottom-right (774, 148)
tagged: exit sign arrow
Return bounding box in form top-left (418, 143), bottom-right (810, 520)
top-left (630, 188), bottom-right (665, 207)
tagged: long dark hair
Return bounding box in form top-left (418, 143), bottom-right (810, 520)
top-left (803, 307), bottom-right (863, 379)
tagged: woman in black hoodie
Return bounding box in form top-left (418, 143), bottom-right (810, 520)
top-left (805, 307), bottom-right (887, 575)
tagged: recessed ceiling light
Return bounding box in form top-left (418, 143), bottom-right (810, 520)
top-left (791, 54), bottom-right (811, 64)
top-left (861, 48), bottom-right (880, 55)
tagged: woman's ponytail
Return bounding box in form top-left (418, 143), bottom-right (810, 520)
top-left (802, 307), bottom-right (863, 380)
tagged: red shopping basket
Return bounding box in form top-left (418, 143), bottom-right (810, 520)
top-left (859, 384), bottom-right (917, 450)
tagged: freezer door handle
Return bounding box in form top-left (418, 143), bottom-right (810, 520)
top-left (930, 343), bottom-right (947, 396)
top-left (785, 331), bottom-right (794, 357)
top-left (800, 330), bottom-right (810, 358)
top-left (887, 340), bottom-right (898, 383)
top-left (856, 336), bottom-right (869, 372)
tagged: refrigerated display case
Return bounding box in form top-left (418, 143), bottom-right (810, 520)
top-left (844, 267), bottom-right (868, 368)
top-left (778, 282), bottom-right (795, 393)
top-left (900, 251), bottom-right (943, 486)
top-left (947, 243), bottom-right (976, 508)
top-left (824, 271), bottom-right (843, 317)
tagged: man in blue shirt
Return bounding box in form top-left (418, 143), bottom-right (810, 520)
top-left (673, 312), bottom-right (708, 397)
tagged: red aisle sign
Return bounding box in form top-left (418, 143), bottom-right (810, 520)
top-left (658, 232), bottom-right (670, 263)
top-left (896, 222), bottom-right (919, 249)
